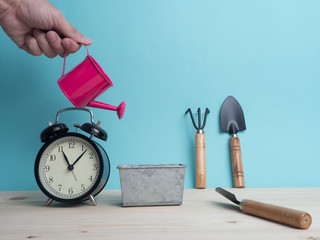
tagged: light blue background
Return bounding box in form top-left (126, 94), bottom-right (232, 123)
top-left (1, 0), bottom-right (319, 191)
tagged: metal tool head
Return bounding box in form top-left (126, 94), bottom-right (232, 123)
top-left (215, 187), bottom-right (240, 205)
top-left (220, 96), bottom-right (246, 135)
top-left (186, 108), bottom-right (210, 131)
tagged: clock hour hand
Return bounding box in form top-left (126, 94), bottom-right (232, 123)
top-left (62, 151), bottom-right (72, 170)
top-left (62, 151), bottom-right (78, 180)
top-left (71, 149), bottom-right (87, 167)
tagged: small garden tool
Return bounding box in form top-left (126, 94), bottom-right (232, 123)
top-left (215, 187), bottom-right (312, 229)
top-left (186, 108), bottom-right (210, 189)
top-left (220, 96), bottom-right (246, 188)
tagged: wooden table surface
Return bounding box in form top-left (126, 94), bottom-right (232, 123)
top-left (0, 188), bottom-right (319, 239)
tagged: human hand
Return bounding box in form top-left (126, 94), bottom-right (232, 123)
top-left (0, 0), bottom-right (92, 58)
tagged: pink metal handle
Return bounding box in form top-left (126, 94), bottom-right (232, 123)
top-left (62, 45), bottom-right (90, 77)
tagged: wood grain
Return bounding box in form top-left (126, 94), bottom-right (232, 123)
top-left (240, 199), bottom-right (312, 229)
top-left (195, 133), bottom-right (206, 189)
top-left (230, 136), bottom-right (245, 188)
top-left (0, 188), bottom-right (319, 240)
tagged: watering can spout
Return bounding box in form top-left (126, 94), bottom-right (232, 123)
top-left (88, 101), bottom-right (126, 119)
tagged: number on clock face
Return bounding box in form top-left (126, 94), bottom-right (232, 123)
top-left (38, 136), bottom-right (100, 199)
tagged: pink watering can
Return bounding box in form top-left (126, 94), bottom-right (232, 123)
top-left (57, 46), bottom-right (126, 119)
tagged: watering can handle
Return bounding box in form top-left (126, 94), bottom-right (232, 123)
top-left (62, 45), bottom-right (90, 77)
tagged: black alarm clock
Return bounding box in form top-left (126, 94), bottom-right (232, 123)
top-left (35, 107), bottom-right (110, 206)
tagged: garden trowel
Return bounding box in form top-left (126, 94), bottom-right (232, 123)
top-left (215, 187), bottom-right (312, 229)
top-left (220, 96), bottom-right (246, 188)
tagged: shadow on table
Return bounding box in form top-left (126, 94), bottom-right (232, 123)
top-left (212, 201), bottom-right (241, 212)
top-left (7, 193), bottom-right (123, 208)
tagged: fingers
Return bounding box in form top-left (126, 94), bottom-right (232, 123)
top-left (23, 35), bottom-right (42, 56)
top-left (53, 11), bottom-right (92, 46)
top-left (24, 29), bottom-right (87, 58)
top-left (33, 29), bottom-right (57, 58)
top-left (32, 30), bottom-right (82, 58)
top-left (45, 31), bottom-right (65, 57)
top-left (46, 31), bottom-right (81, 56)
top-left (61, 38), bottom-right (81, 54)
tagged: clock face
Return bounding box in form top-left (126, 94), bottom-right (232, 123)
top-left (35, 133), bottom-right (103, 201)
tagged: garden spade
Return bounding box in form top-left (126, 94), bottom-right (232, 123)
top-left (220, 96), bottom-right (246, 188)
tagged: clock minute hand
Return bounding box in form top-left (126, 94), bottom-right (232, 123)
top-left (71, 149), bottom-right (87, 167)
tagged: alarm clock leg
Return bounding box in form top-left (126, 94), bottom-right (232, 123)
top-left (46, 198), bottom-right (53, 207)
top-left (89, 195), bottom-right (97, 206)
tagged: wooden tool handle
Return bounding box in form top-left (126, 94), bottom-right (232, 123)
top-left (196, 132), bottom-right (206, 189)
top-left (240, 199), bottom-right (312, 229)
top-left (230, 136), bottom-right (245, 188)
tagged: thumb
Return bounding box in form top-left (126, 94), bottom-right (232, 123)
top-left (53, 12), bottom-right (92, 45)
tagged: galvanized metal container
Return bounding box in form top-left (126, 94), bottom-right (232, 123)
top-left (117, 164), bottom-right (187, 207)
